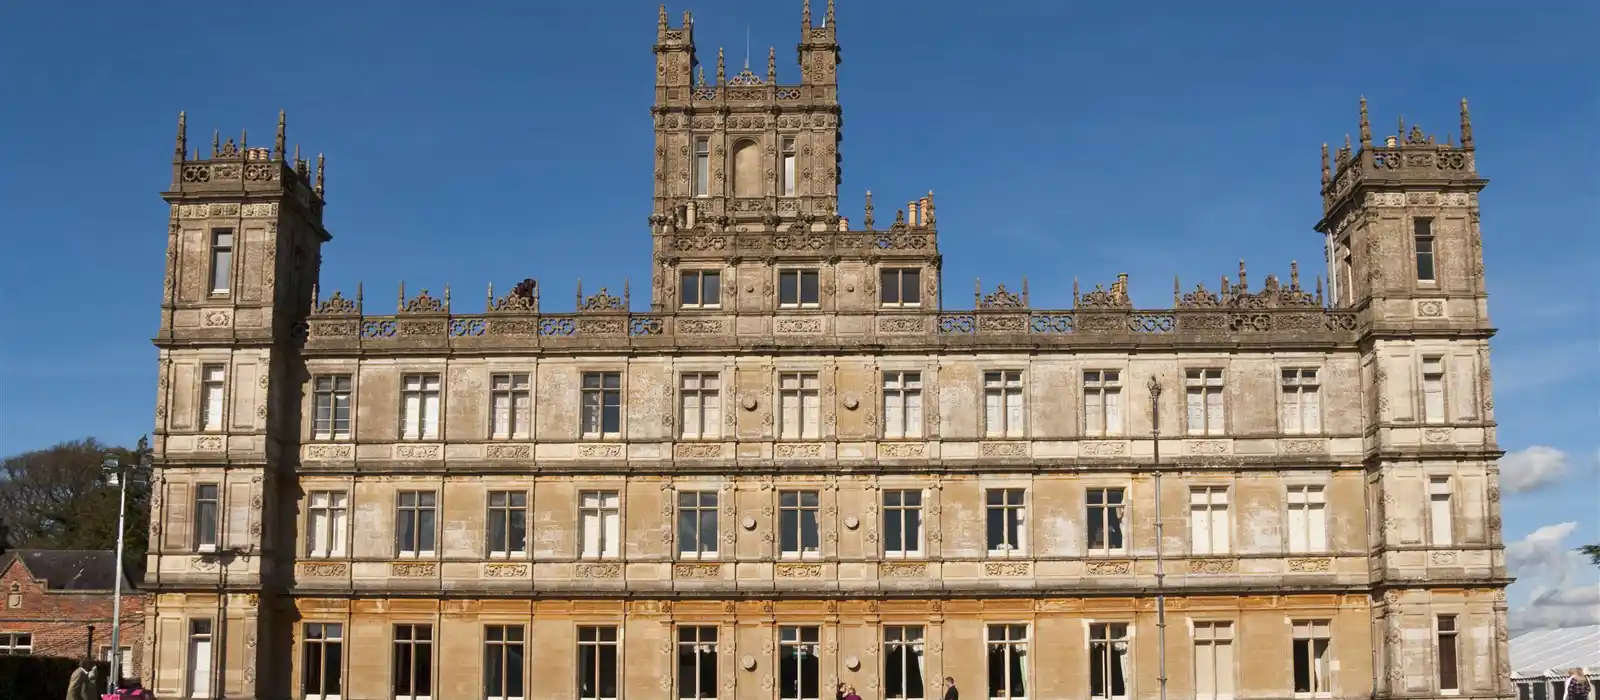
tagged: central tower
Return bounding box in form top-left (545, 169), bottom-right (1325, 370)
top-left (649, 2), bottom-right (842, 240)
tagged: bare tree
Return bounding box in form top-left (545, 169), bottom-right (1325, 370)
top-left (0, 438), bottom-right (150, 577)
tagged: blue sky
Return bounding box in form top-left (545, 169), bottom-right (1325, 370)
top-left (1, 2), bottom-right (1594, 628)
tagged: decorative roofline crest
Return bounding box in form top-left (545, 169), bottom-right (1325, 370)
top-left (397, 282), bottom-right (448, 314)
top-left (488, 278), bottom-right (540, 313)
top-left (577, 279), bottom-right (630, 313)
top-left (1075, 274), bottom-right (1131, 310)
top-left (975, 278), bottom-right (1028, 310)
top-left (1176, 261), bottom-right (1323, 310)
top-left (309, 284), bottom-right (361, 316)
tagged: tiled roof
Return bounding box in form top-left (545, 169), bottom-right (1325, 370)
top-left (1511, 625), bottom-right (1600, 678)
top-left (0, 549), bottom-right (136, 592)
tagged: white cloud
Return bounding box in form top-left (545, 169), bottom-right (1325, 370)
top-left (1500, 446), bottom-right (1572, 494)
top-left (1507, 521), bottom-right (1600, 634)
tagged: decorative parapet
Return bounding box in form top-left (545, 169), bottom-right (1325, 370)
top-left (1320, 97), bottom-right (1480, 214)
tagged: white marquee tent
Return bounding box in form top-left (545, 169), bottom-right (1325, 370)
top-left (1511, 625), bottom-right (1600, 700)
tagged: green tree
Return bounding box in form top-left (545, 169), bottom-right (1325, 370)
top-left (1579, 544), bottom-right (1600, 567)
top-left (0, 438), bottom-right (150, 578)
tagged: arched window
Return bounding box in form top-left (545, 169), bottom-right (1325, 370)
top-left (731, 139), bottom-right (762, 198)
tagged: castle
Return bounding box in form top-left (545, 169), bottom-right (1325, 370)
top-left (139, 3), bottom-right (1511, 699)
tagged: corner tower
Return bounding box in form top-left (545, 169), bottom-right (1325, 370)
top-left (648, 1), bottom-right (842, 235)
top-left (145, 112), bottom-right (329, 699)
top-left (1319, 100), bottom-right (1510, 700)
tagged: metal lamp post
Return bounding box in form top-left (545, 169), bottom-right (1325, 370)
top-left (102, 435), bottom-right (152, 684)
top-left (1147, 376), bottom-right (1168, 700)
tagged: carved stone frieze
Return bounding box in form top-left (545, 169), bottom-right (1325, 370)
top-left (390, 562), bottom-right (437, 577)
top-left (775, 563), bottom-right (822, 578)
top-left (1286, 558), bottom-right (1333, 573)
top-left (577, 563), bottom-right (622, 579)
top-left (484, 563), bottom-right (529, 578)
top-left (1189, 558), bottom-right (1236, 574)
top-left (1079, 441), bottom-right (1127, 457)
top-left (304, 444), bottom-right (353, 461)
top-left (980, 442), bottom-right (1027, 458)
top-left (578, 444), bottom-right (625, 459)
top-left (393, 443), bottom-right (443, 460)
top-left (675, 563), bottom-right (722, 579)
top-left (879, 562), bottom-right (927, 578)
top-left (984, 562), bottom-right (1030, 577)
top-left (485, 444), bottom-right (532, 460)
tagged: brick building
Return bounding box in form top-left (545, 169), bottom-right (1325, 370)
top-left (0, 549), bottom-right (144, 680)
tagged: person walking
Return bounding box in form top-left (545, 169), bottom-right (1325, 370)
top-left (1564, 668), bottom-right (1591, 700)
top-left (843, 684), bottom-right (863, 700)
top-left (942, 676), bottom-right (960, 700)
top-left (66, 657), bottom-right (97, 700)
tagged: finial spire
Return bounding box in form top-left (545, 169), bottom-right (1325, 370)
top-left (175, 111), bottom-right (187, 160)
top-left (683, 10), bottom-right (691, 27)
top-left (863, 190), bottom-right (875, 230)
top-left (212, 129), bottom-right (220, 157)
top-left (696, 65), bottom-right (706, 86)
top-left (1397, 114), bottom-right (1405, 138)
top-left (240, 128), bottom-right (248, 153)
top-left (1238, 260), bottom-right (1248, 291)
top-left (659, 4), bottom-right (668, 30)
top-left (1174, 275), bottom-right (1181, 304)
top-left (1358, 96), bottom-right (1371, 149)
top-left (273, 110), bottom-right (286, 161)
top-left (1460, 97), bottom-right (1473, 147)
top-left (802, 0), bottom-right (811, 29)
top-left (1290, 260), bottom-right (1301, 288)
top-left (768, 46), bottom-right (777, 83)
top-left (1320, 143), bottom-right (1330, 186)
top-left (315, 153), bottom-right (325, 196)
top-left (826, 0), bottom-right (835, 25)
top-left (744, 27), bottom-right (751, 71)
top-left (716, 48), bottom-right (725, 84)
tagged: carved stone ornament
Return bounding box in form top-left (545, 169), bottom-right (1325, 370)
top-left (741, 395), bottom-right (759, 411)
top-left (400, 289), bottom-right (446, 313)
top-left (580, 287), bottom-right (628, 312)
top-left (1076, 273), bottom-right (1131, 309)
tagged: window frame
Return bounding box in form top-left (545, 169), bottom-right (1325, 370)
top-left (1191, 620), bottom-right (1235, 700)
top-left (693, 137), bottom-right (711, 198)
top-left (489, 373), bottom-right (532, 440)
top-left (1088, 621), bottom-right (1130, 700)
top-left (780, 137), bottom-right (798, 198)
top-left (987, 623), bottom-right (1031, 700)
top-left (1420, 356), bottom-right (1447, 424)
top-left (881, 489), bottom-right (925, 558)
top-left (1290, 619), bottom-right (1332, 698)
top-left (883, 625), bottom-right (927, 700)
top-left (983, 370), bottom-right (1026, 439)
top-left (1413, 217), bottom-right (1437, 283)
top-left (312, 374), bottom-right (354, 441)
top-left (579, 490), bottom-right (622, 560)
top-left (394, 490), bottom-right (438, 558)
top-left (676, 625), bottom-right (719, 700)
top-left (193, 483), bottom-right (221, 553)
top-left (1184, 368), bottom-right (1227, 436)
top-left (399, 373), bottom-right (443, 441)
top-left (679, 372), bottom-right (723, 440)
top-left (1188, 486), bottom-right (1231, 556)
top-left (302, 622), bottom-right (344, 700)
top-left (1285, 485), bottom-right (1328, 555)
top-left (577, 626), bottom-right (621, 700)
top-left (392, 623), bottom-right (435, 700)
top-left (208, 228), bottom-right (234, 295)
top-left (778, 625), bottom-right (821, 700)
top-left (484, 624), bottom-right (526, 700)
top-left (1083, 369), bottom-right (1124, 437)
top-left (1428, 477), bottom-right (1455, 547)
top-left (1436, 614), bottom-right (1460, 694)
top-left (1085, 487), bottom-right (1127, 556)
top-left (778, 490), bottom-right (822, 559)
top-left (187, 617), bottom-right (215, 698)
top-left (486, 490), bottom-right (529, 558)
top-left (879, 267), bottom-right (923, 307)
top-left (199, 363), bottom-right (227, 432)
top-left (580, 371), bottom-right (624, 440)
top-left (305, 490), bottom-right (349, 559)
top-left (985, 487), bottom-right (1028, 557)
top-left (679, 268), bottom-right (723, 309)
top-left (1279, 368), bottom-right (1322, 435)
top-left (0, 632), bottom-right (32, 655)
top-left (778, 372), bottom-right (822, 440)
top-left (676, 490), bottom-right (720, 560)
top-left (777, 268), bottom-right (821, 309)
top-left (881, 370), bottom-right (924, 440)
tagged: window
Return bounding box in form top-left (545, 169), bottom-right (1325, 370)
top-left (677, 626), bottom-right (719, 700)
top-left (400, 374), bottom-right (441, 441)
top-left (307, 491), bottom-right (348, 558)
top-left (884, 626), bottom-right (926, 699)
top-left (1089, 623), bottom-right (1128, 700)
top-left (779, 490), bottom-right (820, 557)
top-left (732, 139), bottom-right (761, 197)
top-left (882, 371), bottom-right (924, 439)
top-left (5, 584), bottom-right (18, 609)
top-left (680, 269), bottom-right (722, 309)
top-left (395, 491), bottom-right (437, 557)
top-left (1189, 487), bottom-right (1230, 555)
top-left (987, 624), bottom-right (1029, 700)
top-left (487, 491), bottom-right (528, 557)
top-left (0, 633), bottom-right (30, 655)
top-left (209, 229), bottom-right (233, 294)
top-left (1086, 488), bottom-right (1126, 555)
top-left (781, 137), bottom-right (797, 197)
top-left (484, 625), bottom-right (525, 700)
top-left (778, 269), bottom-right (820, 308)
top-left (312, 375), bottom-right (353, 440)
top-left (1286, 486), bottom-right (1327, 554)
top-left (490, 374), bottom-right (532, 440)
top-left (1185, 369), bottom-right (1225, 436)
top-left (1414, 218), bottom-right (1436, 282)
top-left (1429, 478), bottom-right (1454, 546)
top-left (200, 364), bottom-right (226, 431)
top-left (581, 372), bottom-right (623, 439)
top-left (1193, 622), bottom-right (1235, 700)
top-left (1083, 370), bottom-right (1123, 437)
top-left (99, 645), bottom-right (134, 679)
top-left (779, 626), bottom-right (820, 700)
top-left (1280, 369), bottom-right (1321, 435)
top-left (679, 373), bottom-right (722, 439)
top-left (580, 491), bottom-right (621, 559)
top-left (303, 622), bottom-right (343, 700)
top-left (986, 489), bottom-right (1027, 556)
top-left (779, 372), bottom-right (821, 440)
top-left (882, 490), bottom-right (924, 557)
top-left (677, 491), bottom-right (719, 559)
top-left (578, 627), bottom-right (619, 700)
top-left (393, 624), bottom-right (434, 700)
top-left (984, 370), bottom-right (1025, 438)
top-left (1436, 615), bottom-right (1459, 693)
top-left (194, 484), bottom-right (220, 552)
top-left (880, 268), bottom-right (922, 307)
top-left (1421, 357), bottom-right (1446, 424)
top-left (693, 138), bottom-right (710, 197)
top-left (187, 618), bottom-right (214, 698)
top-left (1291, 620), bottom-right (1331, 697)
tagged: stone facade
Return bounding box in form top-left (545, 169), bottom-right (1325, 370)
top-left (0, 550), bottom-right (145, 679)
top-left (140, 4), bottom-right (1510, 700)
